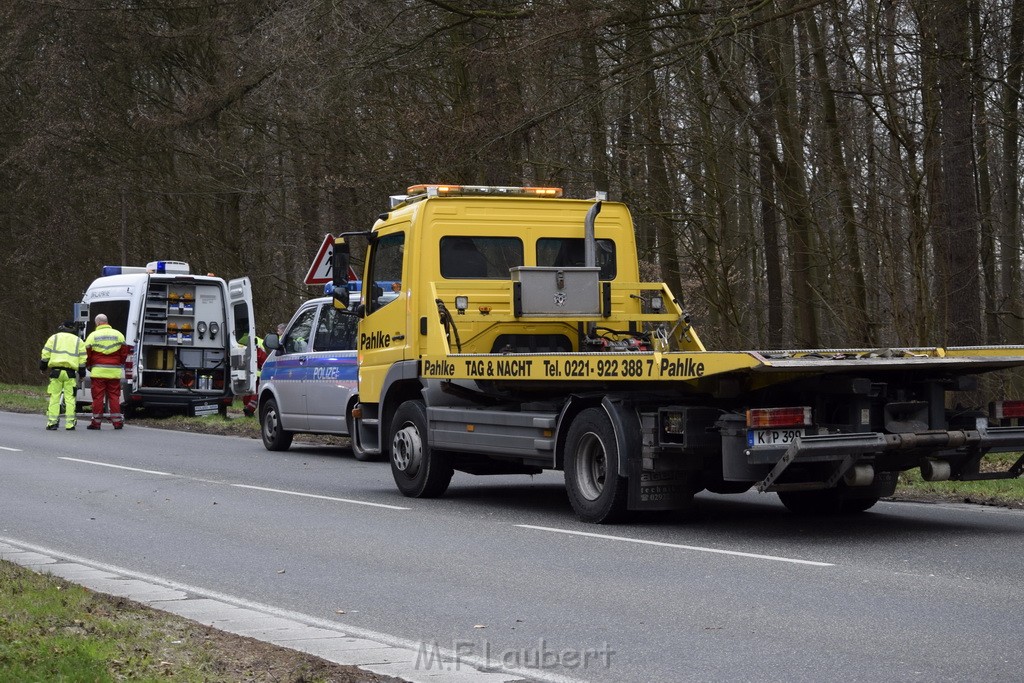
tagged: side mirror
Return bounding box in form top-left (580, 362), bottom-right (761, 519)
top-left (332, 237), bottom-right (351, 310)
top-left (264, 333), bottom-right (281, 351)
top-left (333, 287), bottom-right (350, 310)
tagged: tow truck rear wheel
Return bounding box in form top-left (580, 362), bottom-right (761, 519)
top-left (260, 398), bottom-right (293, 451)
top-left (390, 400), bottom-right (453, 497)
top-left (564, 407), bottom-right (628, 524)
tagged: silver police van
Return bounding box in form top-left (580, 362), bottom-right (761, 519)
top-left (257, 296), bottom-right (369, 459)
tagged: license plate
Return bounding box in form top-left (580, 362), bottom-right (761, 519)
top-left (192, 403), bottom-right (219, 417)
top-left (747, 428), bottom-right (804, 447)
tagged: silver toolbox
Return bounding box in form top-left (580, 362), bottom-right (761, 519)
top-left (511, 266), bottom-right (600, 317)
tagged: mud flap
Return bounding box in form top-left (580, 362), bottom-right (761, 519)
top-left (627, 460), bottom-right (697, 511)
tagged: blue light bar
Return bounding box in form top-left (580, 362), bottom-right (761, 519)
top-left (101, 266), bottom-right (122, 276)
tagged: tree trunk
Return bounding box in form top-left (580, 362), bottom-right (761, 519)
top-left (577, 0), bottom-right (609, 194)
top-left (768, 12), bottom-right (820, 347)
top-left (970, 0), bottom-right (999, 343)
top-left (803, 8), bottom-right (872, 345)
top-left (753, 23), bottom-right (785, 348)
top-left (633, 2), bottom-right (684, 301)
top-left (1000, 0), bottom-right (1024, 341)
top-left (932, 0), bottom-right (983, 345)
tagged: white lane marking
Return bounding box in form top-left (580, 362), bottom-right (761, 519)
top-left (0, 536), bottom-right (585, 683)
top-left (60, 457), bottom-right (174, 476)
top-left (232, 484), bottom-right (411, 510)
top-left (58, 458), bottom-right (409, 511)
top-left (0, 446), bottom-right (22, 451)
top-left (517, 524), bottom-right (834, 567)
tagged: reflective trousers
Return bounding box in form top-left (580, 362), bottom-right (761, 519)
top-left (46, 370), bottom-right (77, 428)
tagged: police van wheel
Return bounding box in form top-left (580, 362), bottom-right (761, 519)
top-left (260, 398), bottom-right (293, 451)
top-left (390, 400), bottom-right (452, 497)
top-left (564, 408), bottom-right (628, 524)
top-left (347, 411), bottom-right (376, 462)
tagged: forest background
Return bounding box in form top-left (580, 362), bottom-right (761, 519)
top-left (3, 0), bottom-right (1023, 383)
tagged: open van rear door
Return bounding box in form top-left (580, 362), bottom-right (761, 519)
top-left (228, 277), bottom-right (257, 396)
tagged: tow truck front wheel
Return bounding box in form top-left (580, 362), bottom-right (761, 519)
top-left (390, 400), bottom-right (453, 498)
top-left (564, 408), bottom-right (628, 524)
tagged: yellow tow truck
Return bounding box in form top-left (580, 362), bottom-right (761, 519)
top-left (332, 184), bottom-right (1024, 522)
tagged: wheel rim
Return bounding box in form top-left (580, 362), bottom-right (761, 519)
top-left (392, 422), bottom-right (422, 475)
top-left (574, 431), bottom-right (607, 501)
top-left (263, 407), bottom-right (279, 441)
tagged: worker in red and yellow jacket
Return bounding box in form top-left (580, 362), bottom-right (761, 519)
top-left (84, 313), bottom-right (129, 430)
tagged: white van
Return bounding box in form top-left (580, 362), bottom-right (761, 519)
top-left (75, 260), bottom-right (257, 417)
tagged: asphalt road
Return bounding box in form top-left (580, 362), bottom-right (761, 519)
top-left (2, 410), bottom-right (1023, 682)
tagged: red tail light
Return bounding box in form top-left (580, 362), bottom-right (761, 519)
top-left (746, 407), bottom-right (812, 428)
top-left (124, 359), bottom-right (134, 380)
top-left (992, 400), bottom-right (1024, 420)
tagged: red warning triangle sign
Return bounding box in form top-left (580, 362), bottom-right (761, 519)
top-left (304, 234), bottom-right (335, 285)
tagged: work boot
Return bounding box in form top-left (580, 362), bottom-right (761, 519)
top-left (46, 423), bottom-right (58, 430)
top-left (113, 422), bottom-right (124, 430)
top-left (86, 422), bottom-right (101, 430)
top-left (66, 424), bottom-right (76, 431)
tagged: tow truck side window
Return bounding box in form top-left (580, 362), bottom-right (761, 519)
top-left (536, 238), bottom-right (617, 280)
top-left (366, 232), bottom-right (405, 314)
top-left (283, 308), bottom-right (315, 354)
top-left (440, 236), bottom-right (523, 279)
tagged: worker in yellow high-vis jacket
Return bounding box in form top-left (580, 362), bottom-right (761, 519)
top-left (40, 321), bottom-right (87, 430)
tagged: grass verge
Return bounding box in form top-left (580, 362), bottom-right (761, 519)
top-left (895, 452), bottom-right (1024, 509)
top-left (0, 560), bottom-right (398, 682)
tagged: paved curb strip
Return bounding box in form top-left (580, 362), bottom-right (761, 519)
top-left (0, 539), bottom-right (565, 683)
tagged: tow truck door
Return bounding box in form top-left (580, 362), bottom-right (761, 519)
top-left (228, 277), bottom-right (257, 395)
top-left (359, 225), bottom-right (409, 403)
